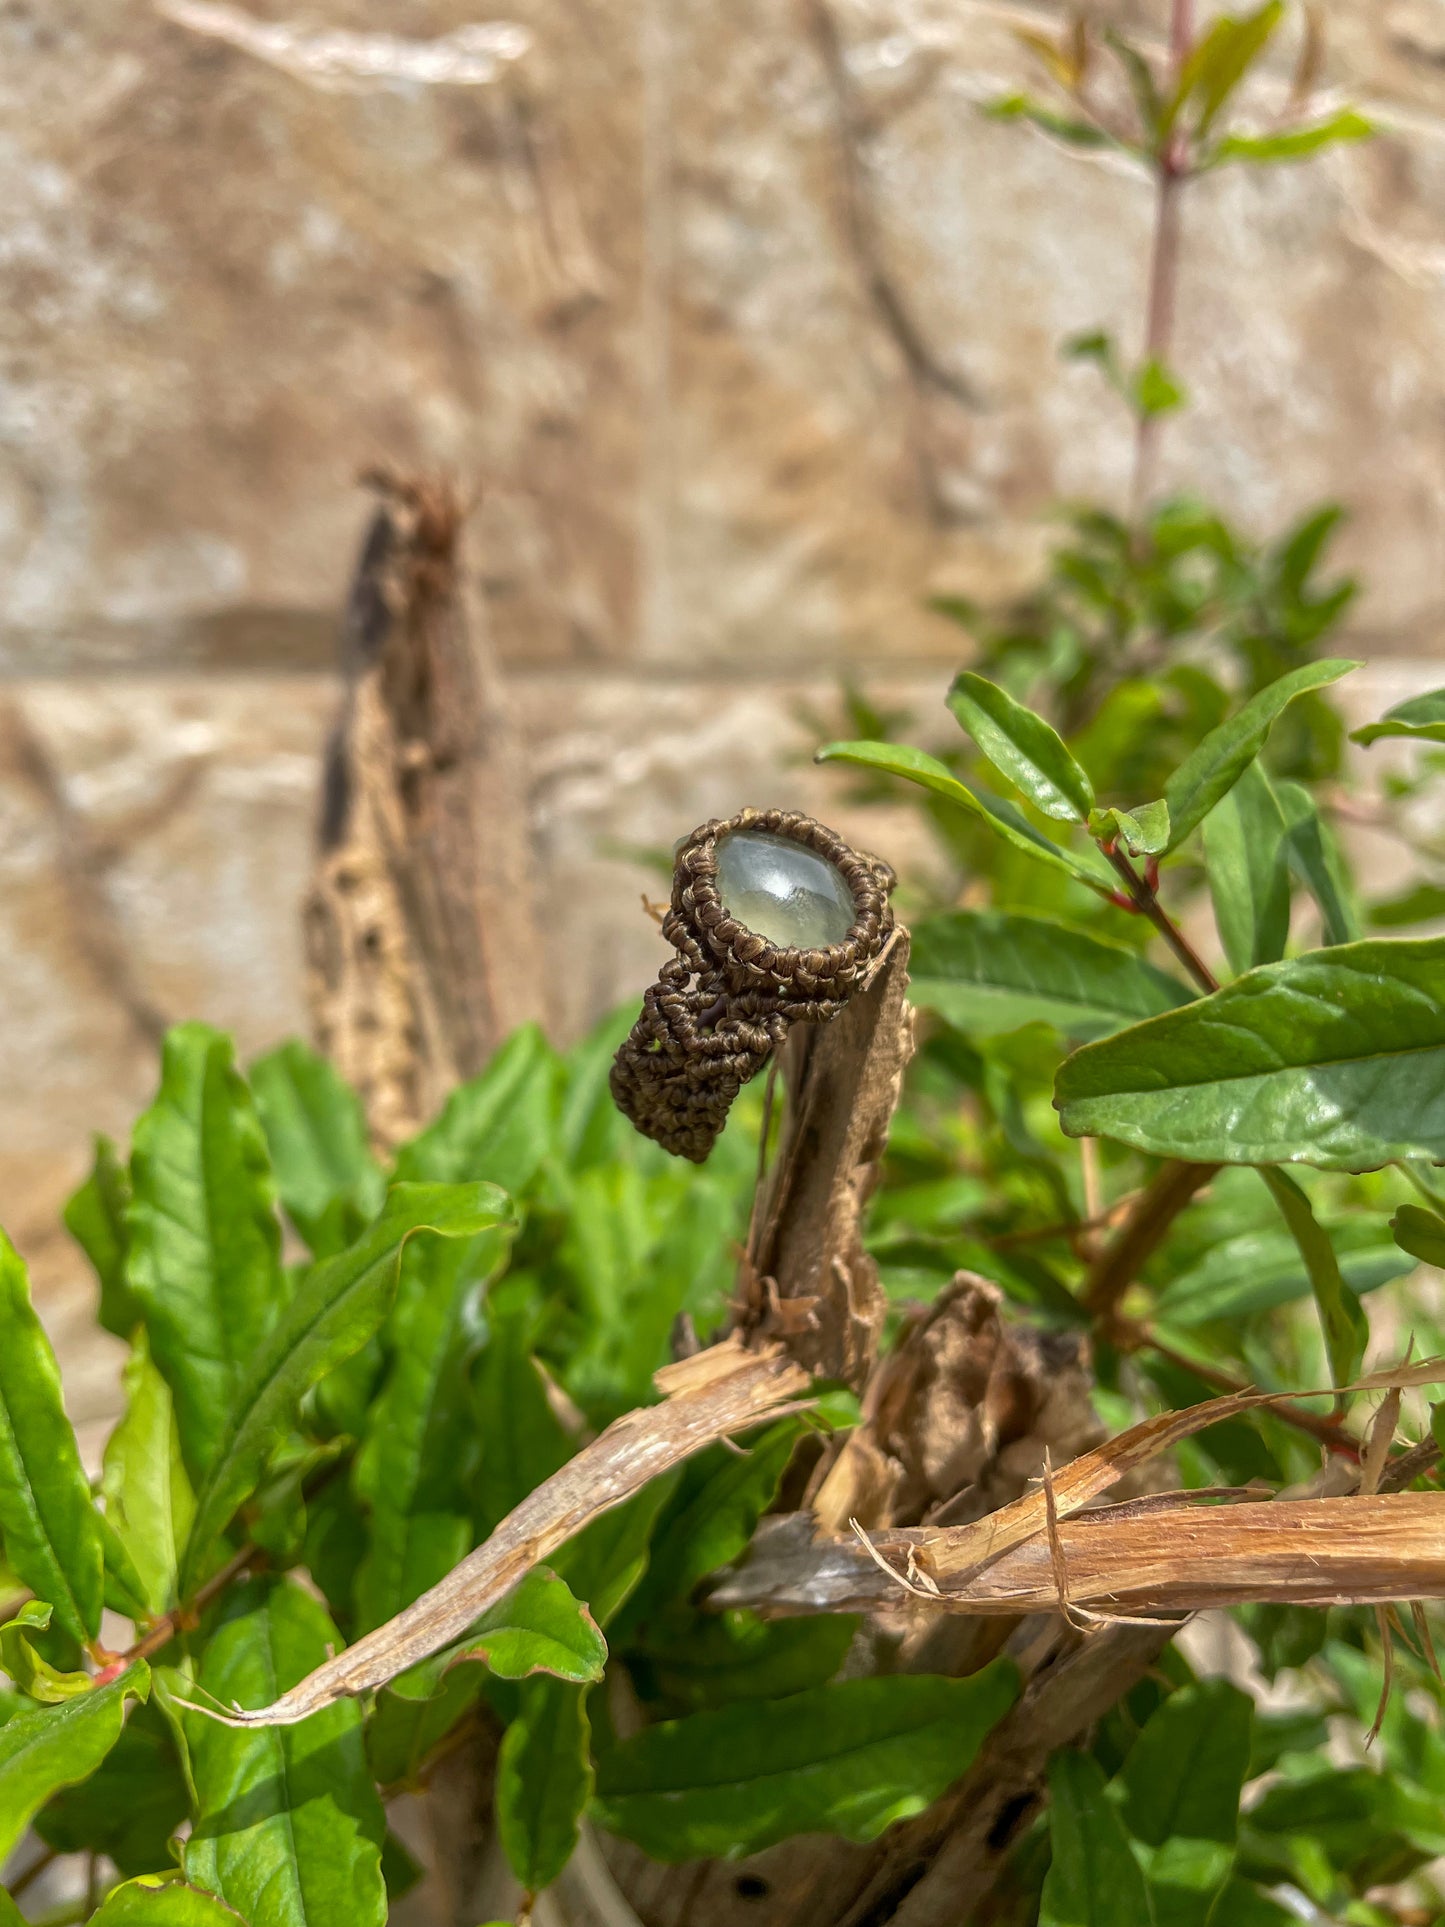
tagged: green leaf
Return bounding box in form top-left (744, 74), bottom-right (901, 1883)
top-left (0, 1663), bottom-right (149, 1863)
top-left (1262, 1169), bottom-right (1368, 1387)
top-left (1121, 1677), bottom-right (1252, 1848)
top-left (1040, 1749), bottom-right (1153, 1927)
top-left (1161, 659), bottom-right (1359, 851)
top-left (181, 1181), bottom-right (512, 1594)
top-left (366, 1667), bottom-right (483, 1792)
top-left (395, 1023), bottom-right (559, 1194)
top-left (1153, 1224), bottom-right (1412, 1325)
top-left (1393, 1203), bottom-right (1445, 1269)
top-left (0, 1602), bottom-right (93, 1702)
top-left (947, 671), bottom-right (1096, 822)
top-left (634, 1611), bottom-right (857, 1715)
top-left (1352, 686), bottom-right (1445, 748)
top-left (592, 1663), bottom-right (1019, 1861)
top-left (1132, 358), bottom-right (1185, 417)
top-left (249, 1040), bottom-right (384, 1256)
top-left (473, 1281), bottom-right (575, 1538)
top-left (127, 1023), bottom-right (287, 1480)
top-left (1173, 3), bottom-right (1283, 138)
top-left (89, 1878), bottom-right (246, 1927)
top-left (815, 741), bottom-right (1115, 893)
top-left (1054, 938), bottom-right (1445, 1170)
top-left (176, 1577), bottom-right (386, 1927)
top-left (549, 1472), bottom-right (681, 1630)
top-left (64, 1135), bottom-right (138, 1339)
top-left (1203, 761), bottom-right (1290, 975)
top-left (1089, 799), bottom-right (1171, 856)
top-left (1276, 780), bottom-right (1360, 946)
top-left (102, 1331), bottom-right (195, 1620)
top-left (1213, 109), bottom-right (1372, 165)
top-left (622, 1422), bottom-right (800, 1631)
top-left (36, 1695), bottom-right (189, 1877)
top-left (911, 910), bottom-right (1193, 1042)
top-left (987, 95), bottom-right (1115, 148)
top-left (0, 1229), bottom-right (104, 1642)
top-left (454, 1568), bottom-right (606, 1684)
top-left (353, 1226), bottom-right (510, 1633)
top-left (497, 1678), bottom-right (592, 1894)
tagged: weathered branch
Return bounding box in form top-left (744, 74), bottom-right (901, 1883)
top-left (304, 471), bottom-right (547, 1151)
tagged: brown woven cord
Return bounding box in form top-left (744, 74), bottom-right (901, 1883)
top-left (610, 808), bottom-right (895, 1161)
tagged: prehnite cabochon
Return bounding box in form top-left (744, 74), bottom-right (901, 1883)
top-left (714, 829), bottom-right (855, 949)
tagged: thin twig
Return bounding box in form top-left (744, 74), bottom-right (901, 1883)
top-left (7, 1846), bottom-right (60, 1901)
top-left (119, 1540), bottom-right (267, 1666)
top-left (1105, 844), bottom-right (1219, 994)
top-left (1082, 1160), bottom-right (1219, 1319)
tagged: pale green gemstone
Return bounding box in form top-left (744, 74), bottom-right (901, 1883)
top-left (715, 830), bottom-right (855, 949)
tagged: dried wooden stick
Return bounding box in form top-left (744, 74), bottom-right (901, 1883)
top-left (191, 1338), bottom-right (809, 1726)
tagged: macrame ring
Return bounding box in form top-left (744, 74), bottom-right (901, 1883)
top-left (610, 808), bottom-right (895, 1162)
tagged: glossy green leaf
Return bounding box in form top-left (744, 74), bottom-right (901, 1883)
top-left (127, 1023), bottom-right (286, 1480)
top-left (353, 1226), bottom-right (509, 1633)
top-left (89, 1878), bottom-right (245, 1927)
top-left (0, 1663), bottom-right (148, 1862)
top-left (1088, 799), bottom-right (1171, 856)
top-left (1121, 1677), bottom-right (1252, 1848)
top-left (1262, 1169), bottom-right (1368, 1386)
top-left (473, 1280), bottom-right (575, 1538)
top-left (593, 1663), bottom-right (1019, 1861)
top-left (1352, 686), bottom-right (1445, 748)
top-left (947, 671), bottom-right (1095, 821)
top-left (458, 1568), bottom-right (605, 1683)
top-left (1152, 1224), bottom-right (1411, 1325)
top-left (549, 1472), bottom-right (681, 1630)
top-left (395, 1023), bottom-right (559, 1194)
top-left (1203, 761), bottom-right (1290, 974)
top-left (911, 910), bottom-right (1192, 1042)
top-left (0, 1229), bottom-right (104, 1642)
top-left (1276, 780), bottom-right (1360, 946)
top-left (0, 1602), bottom-right (93, 1702)
top-left (1040, 1749), bottom-right (1153, 1927)
top-left (102, 1332), bottom-right (195, 1619)
top-left (621, 1422), bottom-right (800, 1631)
top-left (249, 1040), bottom-right (384, 1256)
top-left (816, 741), bottom-right (1115, 893)
top-left (177, 1577), bottom-right (386, 1927)
top-left (64, 1134), bottom-right (138, 1339)
top-left (635, 1610), bottom-right (857, 1716)
top-left (181, 1181), bottom-right (512, 1593)
top-left (36, 1695), bottom-right (189, 1877)
top-left (0, 1887), bottom-right (21, 1927)
top-left (1054, 938), bottom-right (1445, 1169)
top-left (1213, 109), bottom-right (1372, 165)
top-left (1393, 1203), bottom-right (1445, 1269)
top-left (497, 1677), bottom-right (592, 1894)
top-left (1161, 659), bottom-right (1358, 851)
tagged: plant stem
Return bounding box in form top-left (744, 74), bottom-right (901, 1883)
top-left (1105, 845), bottom-right (1219, 994)
top-left (1083, 1158), bottom-right (1219, 1318)
top-left (1135, 1328), bottom-right (1360, 1458)
top-left (120, 1540), bottom-right (266, 1666)
top-left (1128, 0), bottom-right (1194, 527)
top-left (7, 1847), bottom-right (59, 1902)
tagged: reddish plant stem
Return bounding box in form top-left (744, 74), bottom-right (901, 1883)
top-left (120, 1540), bottom-right (267, 1667)
top-left (1083, 1158), bottom-right (1219, 1319)
top-left (1105, 844), bottom-right (1219, 994)
top-left (1133, 1326), bottom-right (1361, 1458)
top-left (1129, 0), bottom-right (1195, 527)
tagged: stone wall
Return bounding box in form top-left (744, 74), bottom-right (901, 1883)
top-left (0, 0), bottom-right (1441, 1442)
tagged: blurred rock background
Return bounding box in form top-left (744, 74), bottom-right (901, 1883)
top-left (0, 0), bottom-right (1440, 1448)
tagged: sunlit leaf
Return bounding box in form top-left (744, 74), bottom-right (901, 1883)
top-left (1055, 938), bottom-right (1445, 1169)
top-left (1352, 686), bottom-right (1445, 749)
top-left (947, 671), bottom-right (1096, 822)
top-left (0, 1664), bottom-right (149, 1863)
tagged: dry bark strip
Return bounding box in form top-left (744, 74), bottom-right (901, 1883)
top-left (739, 931), bottom-right (913, 1384)
top-left (304, 470), bottom-right (546, 1152)
top-left (196, 1338), bottom-right (810, 1725)
top-left (714, 1490), bottom-right (1445, 1618)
